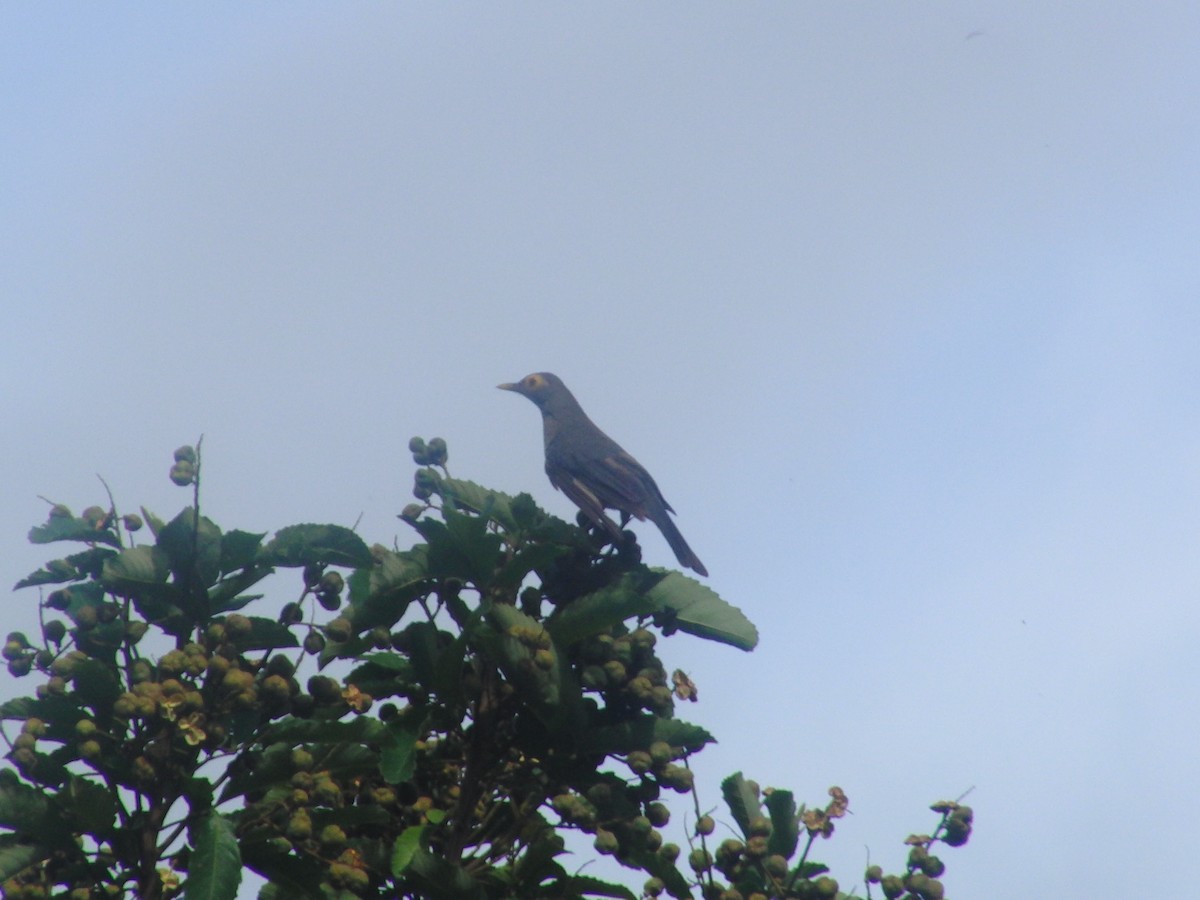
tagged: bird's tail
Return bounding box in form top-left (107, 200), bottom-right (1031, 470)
top-left (650, 510), bottom-right (708, 577)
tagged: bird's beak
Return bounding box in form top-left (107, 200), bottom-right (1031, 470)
top-left (497, 382), bottom-right (519, 392)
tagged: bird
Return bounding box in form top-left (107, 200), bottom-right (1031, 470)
top-left (498, 372), bottom-right (708, 577)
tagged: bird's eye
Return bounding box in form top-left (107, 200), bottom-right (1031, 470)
top-left (527, 376), bottom-right (541, 387)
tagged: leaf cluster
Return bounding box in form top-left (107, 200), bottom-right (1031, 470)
top-left (0, 441), bottom-right (969, 900)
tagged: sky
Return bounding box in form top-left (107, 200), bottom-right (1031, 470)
top-left (3, 3), bottom-right (1200, 897)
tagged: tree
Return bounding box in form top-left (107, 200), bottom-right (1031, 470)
top-left (0, 440), bottom-right (971, 899)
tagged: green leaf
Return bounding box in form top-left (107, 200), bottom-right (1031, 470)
top-left (647, 571), bottom-right (758, 650)
top-left (259, 524), bottom-right (373, 569)
top-left (28, 515), bottom-right (121, 548)
top-left (0, 836), bottom-right (42, 881)
top-left (101, 545), bottom-right (171, 595)
top-left (65, 546), bottom-right (119, 579)
top-left (391, 825), bottom-right (425, 874)
top-left (612, 846), bottom-right (692, 900)
top-left (14, 565), bottom-right (72, 590)
top-left (239, 834), bottom-right (327, 896)
top-left (208, 566), bottom-right (273, 612)
top-left (65, 776), bottom-right (116, 840)
top-left (405, 847), bottom-right (485, 900)
top-left (413, 507), bottom-right (502, 587)
top-left (437, 478), bottom-right (518, 530)
top-left (345, 656), bottom-right (415, 704)
top-left (309, 805), bottom-right (390, 829)
top-left (262, 717), bottom-right (386, 746)
top-left (208, 592), bottom-right (262, 613)
top-left (141, 506), bottom-right (167, 538)
top-left (227, 617), bottom-right (298, 651)
top-left (431, 630), bottom-right (469, 711)
top-left (380, 718), bottom-right (420, 784)
top-left (358, 651), bottom-right (413, 673)
top-left (160, 509), bottom-right (223, 588)
top-left (508, 492), bottom-right (545, 529)
top-left (397, 622), bottom-right (449, 698)
top-left (15, 547), bottom-right (118, 589)
top-left (220, 529), bottom-right (267, 573)
top-left (553, 875), bottom-right (637, 899)
top-left (343, 548), bottom-right (430, 631)
top-left (721, 772), bottom-right (762, 836)
top-left (510, 820), bottom-right (566, 887)
top-left (0, 775), bottom-right (74, 850)
top-left (764, 788), bottom-right (800, 858)
top-left (72, 658), bottom-right (122, 714)
top-left (581, 715), bottom-right (713, 757)
top-left (0, 693), bottom-right (80, 723)
top-left (494, 541), bottom-right (571, 591)
top-left (481, 605), bottom-right (583, 732)
top-left (794, 861), bottom-right (831, 879)
top-left (424, 808), bottom-right (446, 825)
top-left (545, 571), bottom-right (665, 647)
top-left (100, 546), bottom-right (183, 622)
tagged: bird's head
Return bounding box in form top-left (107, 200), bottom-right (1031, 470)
top-left (497, 372), bottom-right (567, 409)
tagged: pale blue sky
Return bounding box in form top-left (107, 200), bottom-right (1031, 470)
top-left (4, 4), bottom-right (1200, 897)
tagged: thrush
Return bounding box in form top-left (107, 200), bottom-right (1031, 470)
top-left (498, 372), bottom-right (708, 577)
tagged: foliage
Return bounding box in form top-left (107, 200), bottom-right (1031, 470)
top-left (0, 440), bottom-right (971, 899)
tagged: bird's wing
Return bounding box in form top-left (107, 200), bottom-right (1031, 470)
top-left (547, 461), bottom-right (624, 540)
top-left (562, 449), bottom-right (675, 519)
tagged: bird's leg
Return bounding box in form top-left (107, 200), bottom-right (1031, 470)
top-left (609, 512), bottom-right (640, 558)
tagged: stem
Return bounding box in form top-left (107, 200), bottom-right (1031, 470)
top-left (136, 801), bottom-right (169, 899)
top-left (682, 756), bottom-right (716, 892)
top-left (446, 663), bottom-right (499, 860)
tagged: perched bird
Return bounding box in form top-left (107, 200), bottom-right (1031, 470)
top-left (498, 372), bottom-right (708, 577)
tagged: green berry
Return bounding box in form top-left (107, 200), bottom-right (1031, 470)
top-left (79, 739), bottom-right (102, 760)
top-left (286, 810), bottom-right (312, 841)
top-left (324, 617), bottom-right (352, 642)
top-left (626, 750), bottom-right (652, 774)
top-left (646, 802), bottom-right (670, 827)
top-left (764, 855), bottom-right (788, 878)
top-left (308, 675), bottom-right (341, 704)
top-left (169, 462), bottom-right (195, 486)
top-left (814, 876), bottom-right (838, 898)
top-left (659, 764), bottom-right (694, 792)
top-left (303, 631), bottom-right (326, 655)
top-left (648, 741), bottom-right (673, 766)
top-left (319, 824), bottom-right (347, 850)
top-left (745, 835), bottom-right (769, 857)
top-left (593, 829), bottom-right (619, 855)
top-left (426, 437), bottom-right (448, 465)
